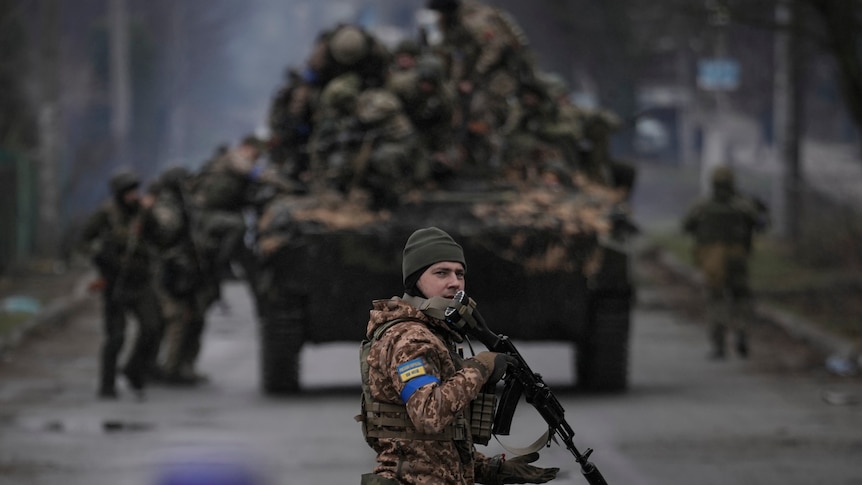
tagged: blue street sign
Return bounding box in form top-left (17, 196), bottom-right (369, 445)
top-left (697, 58), bottom-right (740, 91)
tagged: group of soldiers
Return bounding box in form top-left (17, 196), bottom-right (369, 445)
top-left (79, 136), bottom-right (288, 399)
top-left (266, 0), bottom-right (636, 210)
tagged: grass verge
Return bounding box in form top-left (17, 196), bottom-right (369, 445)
top-left (647, 229), bottom-right (862, 344)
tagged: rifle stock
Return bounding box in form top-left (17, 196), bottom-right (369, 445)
top-left (447, 292), bottom-right (609, 485)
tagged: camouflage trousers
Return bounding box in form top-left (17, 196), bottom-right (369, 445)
top-left (695, 243), bottom-right (754, 357)
top-left (156, 288), bottom-right (207, 378)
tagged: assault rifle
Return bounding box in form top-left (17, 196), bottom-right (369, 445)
top-left (443, 291), bottom-right (609, 485)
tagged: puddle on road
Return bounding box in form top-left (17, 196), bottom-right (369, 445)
top-left (2, 415), bottom-right (155, 434)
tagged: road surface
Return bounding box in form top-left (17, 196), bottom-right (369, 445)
top-left (0, 255), bottom-right (860, 485)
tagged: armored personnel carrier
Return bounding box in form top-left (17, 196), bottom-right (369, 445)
top-left (254, 7), bottom-right (638, 394)
top-left (254, 175), bottom-right (636, 394)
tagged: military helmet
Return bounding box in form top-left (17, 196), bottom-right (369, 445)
top-left (321, 72), bottom-right (361, 111)
top-left (583, 109), bottom-right (623, 138)
top-left (357, 89), bottom-right (403, 124)
top-left (329, 26), bottom-right (368, 66)
top-left (159, 166), bottom-right (191, 190)
top-left (394, 39), bottom-right (421, 57)
top-left (241, 134), bottom-right (267, 151)
top-left (538, 72), bottom-right (569, 99)
top-left (711, 165), bottom-right (735, 187)
top-left (416, 55), bottom-right (445, 83)
top-left (109, 170), bottom-right (141, 195)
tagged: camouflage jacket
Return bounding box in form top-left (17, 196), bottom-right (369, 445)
top-left (682, 193), bottom-right (766, 251)
top-left (364, 297), bottom-right (497, 484)
top-left (193, 150), bottom-right (257, 212)
top-left (79, 200), bottom-right (151, 293)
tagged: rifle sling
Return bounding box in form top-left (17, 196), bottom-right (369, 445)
top-left (494, 428), bottom-right (552, 457)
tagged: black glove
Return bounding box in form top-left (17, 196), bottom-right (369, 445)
top-left (491, 452), bottom-right (559, 484)
top-left (488, 353), bottom-right (518, 384)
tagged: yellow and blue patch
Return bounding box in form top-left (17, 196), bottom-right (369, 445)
top-left (397, 358), bottom-right (427, 382)
top-left (396, 358), bottom-right (440, 403)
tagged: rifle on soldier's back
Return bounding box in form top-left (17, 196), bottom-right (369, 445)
top-left (111, 215), bottom-right (142, 300)
top-left (175, 185), bottom-right (206, 285)
top-left (442, 291), bottom-right (610, 485)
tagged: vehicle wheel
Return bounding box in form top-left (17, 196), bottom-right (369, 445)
top-left (576, 295), bottom-right (631, 392)
top-left (260, 297), bottom-right (305, 394)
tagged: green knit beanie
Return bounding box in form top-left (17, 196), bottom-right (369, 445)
top-left (402, 227), bottom-right (466, 285)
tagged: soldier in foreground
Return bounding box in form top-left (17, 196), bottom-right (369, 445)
top-left (358, 227), bottom-right (558, 484)
top-left (79, 170), bottom-right (162, 399)
top-left (682, 166), bottom-right (770, 359)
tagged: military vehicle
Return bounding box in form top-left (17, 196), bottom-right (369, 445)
top-left (253, 5), bottom-right (637, 395)
top-left (254, 176), bottom-right (636, 394)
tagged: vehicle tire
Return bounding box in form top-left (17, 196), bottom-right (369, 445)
top-left (260, 297), bottom-right (305, 394)
top-left (576, 295), bottom-right (631, 392)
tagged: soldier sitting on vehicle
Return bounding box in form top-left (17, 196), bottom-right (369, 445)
top-left (348, 89), bottom-right (424, 210)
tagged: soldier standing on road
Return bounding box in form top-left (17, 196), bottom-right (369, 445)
top-left (682, 166), bottom-right (770, 359)
top-left (80, 170), bottom-right (162, 399)
top-left (358, 227), bottom-right (559, 485)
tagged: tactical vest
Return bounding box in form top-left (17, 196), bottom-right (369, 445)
top-left (97, 203), bottom-right (150, 288)
top-left (357, 315), bottom-right (495, 447)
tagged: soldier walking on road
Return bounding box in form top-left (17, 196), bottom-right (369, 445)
top-left (358, 227), bottom-right (558, 484)
top-left (80, 170), bottom-right (162, 399)
top-left (682, 166), bottom-right (770, 360)
top-left (142, 167), bottom-right (215, 385)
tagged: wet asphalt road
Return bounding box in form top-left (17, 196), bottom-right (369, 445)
top-left (1, 259), bottom-right (861, 485)
top-left (1, 162), bottom-right (861, 485)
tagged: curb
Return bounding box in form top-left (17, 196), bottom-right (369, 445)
top-left (0, 272), bottom-right (95, 359)
top-left (650, 246), bottom-right (859, 359)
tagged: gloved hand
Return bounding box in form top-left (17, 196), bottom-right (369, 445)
top-left (491, 452), bottom-right (559, 484)
top-left (466, 352), bottom-right (517, 384)
top-left (464, 351), bottom-right (499, 381)
top-left (488, 353), bottom-right (518, 384)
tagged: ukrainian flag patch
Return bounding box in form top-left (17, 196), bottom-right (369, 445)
top-left (397, 358), bottom-right (427, 383)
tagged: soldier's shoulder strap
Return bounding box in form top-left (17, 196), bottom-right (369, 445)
top-left (371, 317), bottom-right (425, 342)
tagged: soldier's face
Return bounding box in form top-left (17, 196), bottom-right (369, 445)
top-left (417, 261), bottom-right (465, 299)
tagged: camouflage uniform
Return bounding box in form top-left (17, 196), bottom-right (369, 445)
top-left (307, 24), bottom-right (391, 91)
top-left (309, 72), bottom-right (363, 191)
top-left (389, 54), bottom-right (458, 182)
top-left (501, 79), bottom-right (570, 184)
top-left (268, 68), bottom-right (316, 182)
top-left (682, 166), bottom-right (769, 358)
top-left (80, 171), bottom-right (162, 398)
top-left (352, 89), bottom-right (424, 209)
top-left (430, 0), bottom-right (533, 171)
top-left (142, 168), bottom-right (215, 383)
top-left (194, 137), bottom-right (296, 309)
top-left (578, 110), bottom-right (622, 186)
top-left (363, 297), bottom-right (498, 484)
top-left (360, 227), bottom-right (557, 485)
top-left (193, 141), bottom-right (259, 296)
